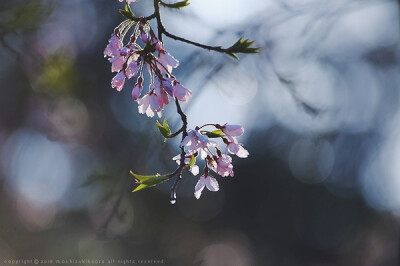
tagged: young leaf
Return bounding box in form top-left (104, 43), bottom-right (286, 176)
top-left (119, 2), bottom-right (135, 20)
top-left (225, 38), bottom-right (260, 60)
top-left (160, 0), bottom-right (190, 9)
top-left (130, 171), bottom-right (169, 192)
top-left (203, 129), bottom-right (223, 138)
top-left (156, 118), bottom-right (171, 138)
top-left (188, 154), bottom-right (196, 167)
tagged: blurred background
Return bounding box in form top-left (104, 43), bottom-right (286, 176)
top-left (0, 0), bottom-right (400, 265)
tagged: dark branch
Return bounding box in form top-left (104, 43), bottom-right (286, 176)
top-left (170, 98), bottom-right (188, 202)
top-left (154, 0), bottom-right (163, 42)
top-left (162, 31), bottom-right (226, 53)
top-left (152, 0), bottom-right (228, 54)
top-left (168, 127), bottom-right (184, 138)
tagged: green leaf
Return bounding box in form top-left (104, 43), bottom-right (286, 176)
top-left (130, 171), bottom-right (169, 192)
top-left (119, 2), bottom-right (135, 20)
top-left (125, 2), bottom-right (133, 13)
top-left (156, 118), bottom-right (171, 139)
top-left (188, 155), bottom-right (195, 167)
top-left (203, 129), bottom-right (223, 138)
top-left (225, 38), bottom-right (260, 60)
top-left (160, 0), bottom-right (190, 9)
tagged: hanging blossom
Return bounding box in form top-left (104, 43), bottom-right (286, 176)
top-left (177, 124), bottom-right (249, 199)
top-left (104, 18), bottom-right (192, 118)
top-left (107, 1), bottom-right (255, 204)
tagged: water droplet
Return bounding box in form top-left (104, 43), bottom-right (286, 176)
top-left (170, 192), bottom-right (177, 204)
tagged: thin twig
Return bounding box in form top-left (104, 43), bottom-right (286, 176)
top-left (170, 99), bottom-right (188, 202)
top-left (168, 127), bottom-right (184, 138)
top-left (153, 0), bottom-right (228, 54)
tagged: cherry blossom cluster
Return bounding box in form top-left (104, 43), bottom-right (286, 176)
top-left (173, 124), bottom-right (249, 199)
top-left (104, 18), bottom-right (192, 118)
top-left (106, 0), bottom-right (253, 203)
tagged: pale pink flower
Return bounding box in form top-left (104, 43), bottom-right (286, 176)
top-left (132, 77), bottom-right (143, 101)
top-left (125, 60), bottom-right (139, 79)
top-left (172, 154), bottom-right (199, 176)
top-left (104, 34), bottom-right (122, 58)
top-left (137, 94), bottom-right (150, 116)
top-left (139, 24), bottom-right (148, 43)
top-left (162, 78), bottom-right (192, 102)
top-left (137, 93), bottom-right (162, 118)
top-left (222, 124), bottom-right (244, 140)
top-left (211, 154), bottom-right (234, 177)
top-left (181, 129), bottom-right (216, 155)
top-left (172, 81), bottom-right (192, 102)
top-left (194, 174), bottom-right (219, 199)
top-left (227, 141), bottom-right (249, 158)
top-left (157, 50), bottom-right (179, 73)
top-left (152, 78), bottom-right (170, 107)
top-left (160, 78), bottom-right (174, 96)
top-left (111, 71), bottom-right (126, 92)
top-left (109, 56), bottom-right (125, 72)
top-left (105, 35), bottom-right (127, 73)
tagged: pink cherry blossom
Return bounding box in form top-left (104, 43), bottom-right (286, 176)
top-left (104, 34), bottom-right (122, 58)
top-left (126, 60), bottom-right (140, 79)
top-left (227, 141), bottom-right (249, 158)
top-left (157, 50), bottom-right (179, 74)
top-left (161, 78), bottom-right (192, 102)
top-left (222, 124), bottom-right (244, 140)
top-left (160, 78), bottom-right (174, 96)
top-left (211, 154), bottom-right (234, 177)
top-left (139, 24), bottom-right (148, 43)
top-left (181, 129), bottom-right (216, 155)
top-left (137, 92), bottom-right (163, 118)
top-left (104, 35), bottom-right (128, 73)
top-left (152, 78), bottom-right (170, 107)
top-left (111, 71), bottom-right (126, 92)
top-left (109, 56), bottom-right (125, 72)
top-left (194, 174), bottom-right (219, 199)
top-left (172, 81), bottom-right (192, 102)
top-left (132, 77), bottom-right (143, 101)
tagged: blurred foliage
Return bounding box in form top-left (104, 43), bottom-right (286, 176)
top-left (34, 54), bottom-right (80, 97)
top-left (0, 0), bottom-right (52, 32)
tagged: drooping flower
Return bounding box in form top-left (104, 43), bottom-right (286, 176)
top-left (227, 141), bottom-right (249, 158)
top-left (125, 58), bottom-right (140, 79)
top-left (161, 78), bottom-right (191, 102)
top-left (111, 71), bottom-right (126, 91)
top-left (137, 93), bottom-right (162, 118)
top-left (157, 49), bottom-right (179, 74)
top-left (132, 77), bottom-right (143, 101)
top-left (104, 35), bottom-right (127, 72)
top-left (221, 124), bottom-right (244, 141)
top-left (104, 34), bottom-right (122, 58)
top-left (181, 129), bottom-right (216, 156)
top-left (152, 78), bottom-right (170, 107)
top-left (172, 81), bottom-right (192, 102)
top-left (211, 154), bottom-right (234, 177)
top-left (194, 174), bottom-right (219, 199)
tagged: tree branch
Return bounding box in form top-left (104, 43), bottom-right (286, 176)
top-left (152, 0), bottom-right (228, 54)
top-left (170, 98), bottom-right (188, 202)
